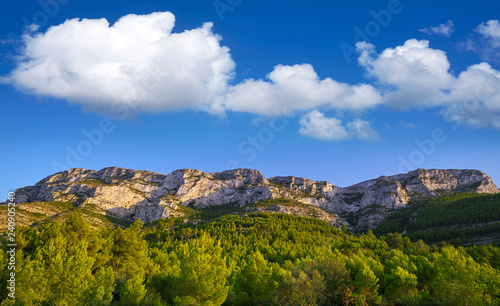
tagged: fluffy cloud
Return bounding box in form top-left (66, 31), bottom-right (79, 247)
top-left (476, 20), bottom-right (500, 47)
top-left (4, 12), bottom-right (500, 136)
top-left (4, 12), bottom-right (384, 118)
top-left (357, 39), bottom-right (453, 109)
top-left (419, 20), bottom-right (455, 37)
top-left (5, 12), bottom-right (235, 115)
top-left (299, 110), bottom-right (379, 141)
top-left (357, 39), bottom-right (500, 129)
top-left (223, 64), bottom-right (382, 116)
top-left (442, 63), bottom-right (500, 128)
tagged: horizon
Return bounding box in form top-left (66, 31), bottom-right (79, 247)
top-left (10, 165), bottom-right (500, 190)
top-left (2, 0), bottom-right (500, 195)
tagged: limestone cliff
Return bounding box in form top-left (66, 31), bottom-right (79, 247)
top-left (6, 167), bottom-right (498, 230)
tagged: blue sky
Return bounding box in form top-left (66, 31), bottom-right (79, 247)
top-left (1, 0), bottom-right (500, 195)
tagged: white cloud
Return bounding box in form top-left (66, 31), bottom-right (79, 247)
top-left (470, 20), bottom-right (500, 63)
top-left (25, 23), bottom-right (40, 33)
top-left (223, 63), bottom-right (382, 116)
top-left (346, 119), bottom-right (381, 141)
top-left (4, 12), bottom-right (500, 133)
top-left (5, 12), bottom-right (235, 115)
top-left (441, 62), bottom-right (500, 128)
top-left (357, 39), bottom-right (453, 109)
top-left (419, 20), bottom-right (455, 37)
top-left (4, 12), bottom-right (384, 118)
top-left (299, 111), bottom-right (349, 141)
top-left (299, 110), bottom-right (379, 141)
top-left (357, 39), bottom-right (500, 129)
top-left (476, 20), bottom-right (500, 47)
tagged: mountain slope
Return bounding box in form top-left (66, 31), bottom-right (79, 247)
top-left (373, 193), bottom-right (500, 245)
top-left (4, 211), bottom-right (500, 305)
top-left (3, 167), bottom-right (498, 232)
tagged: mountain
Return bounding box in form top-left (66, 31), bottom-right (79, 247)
top-left (3, 167), bottom-right (498, 232)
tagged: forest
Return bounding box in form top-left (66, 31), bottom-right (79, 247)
top-left (374, 193), bottom-right (500, 245)
top-left (1, 211), bottom-right (500, 305)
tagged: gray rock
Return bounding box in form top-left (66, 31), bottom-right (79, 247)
top-left (6, 167), bottom-right (498, 229)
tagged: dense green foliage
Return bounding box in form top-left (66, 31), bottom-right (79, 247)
top-left (2, 212), bottom-right (500, 305)
top-left (374, 193), bottom-right (500, 244)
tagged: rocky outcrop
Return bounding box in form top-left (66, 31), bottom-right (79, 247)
top-left (320, 169), bottom-right (499, 230)
top-left (6, 167), bottom-right (498, 230)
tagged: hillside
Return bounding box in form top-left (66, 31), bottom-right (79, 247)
top-left (2, 212), bottom-right (500, 305)
top-left (374, 193), bottom-right (500, 245)
top-left (2, 167), bottom-right (500, 305)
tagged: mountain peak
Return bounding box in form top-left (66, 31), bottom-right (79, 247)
top-left (211, 168), bottom-right (268, 185)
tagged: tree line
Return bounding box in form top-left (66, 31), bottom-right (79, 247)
top-left (1, 211), bottom-right (500, 305)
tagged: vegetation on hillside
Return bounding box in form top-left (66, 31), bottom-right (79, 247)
top-left (1, 212), bottom-right (500, 305)
top-left (0, 201), bottom-right (132, 234)
top-left (373, 193), bottom-right (500, 245)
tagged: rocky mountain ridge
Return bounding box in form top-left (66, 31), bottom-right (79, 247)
top-left (6, 167), bottom-right (499, 230)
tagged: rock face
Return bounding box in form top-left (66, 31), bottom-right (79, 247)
top-left (322, 169), bottom-right (499, 230)
top-left (8, 167), bottom-right (499, 230)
